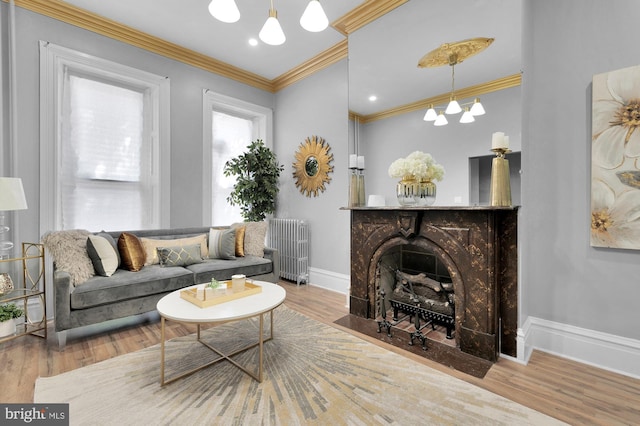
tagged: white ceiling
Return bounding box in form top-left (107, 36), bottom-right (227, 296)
top-left (61, 0), bottom-right (522, 116)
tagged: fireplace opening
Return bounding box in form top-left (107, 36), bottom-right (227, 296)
top-left (375, 244), bottom-right (456, 350)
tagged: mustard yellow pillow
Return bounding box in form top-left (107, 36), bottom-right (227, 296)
top-left (234, 226), bottom-right (246, 257)
top-left (117, 232), bottom-right (146, 272)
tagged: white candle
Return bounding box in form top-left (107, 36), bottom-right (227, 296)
top-left (349, 154), bottom-right (357, 168)
top-left (357, 156), bottom-right (365, 169)
top-left (492, 132), bottom-right (507, 149)
top-left (503, 136), bottom-right (510, 150)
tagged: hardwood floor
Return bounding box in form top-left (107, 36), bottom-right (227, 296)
top-left (2, 281), bottom-right (639, 425)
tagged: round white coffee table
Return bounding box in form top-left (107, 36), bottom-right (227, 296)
top-left (156, 280), bottom-right (286, 385)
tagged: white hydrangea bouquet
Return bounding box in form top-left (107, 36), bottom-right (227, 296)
top-left (388, 151), bottom-right (445, 181)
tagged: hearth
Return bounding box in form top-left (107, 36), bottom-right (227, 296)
top-left (347, 206), bottom-right (518, 362)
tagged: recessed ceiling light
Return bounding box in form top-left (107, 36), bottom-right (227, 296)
top-left (369, 95), bottom-right (377, 102)
top-left (248, 38), bottom-right (258, 46)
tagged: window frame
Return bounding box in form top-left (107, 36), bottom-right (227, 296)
top-left (201, 90), bottom-right (273, 226)
top-left (39, 41), bottom-right (170, 233)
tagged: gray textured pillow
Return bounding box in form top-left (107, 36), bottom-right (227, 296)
top-left (157, 244), bottom-right (203, 267)
top-left (208, 228), bottom-right (236, 260)
top-left (87, 235), bottom-right (119, 277)
top-left (232, 221), bottom-right (267, 257)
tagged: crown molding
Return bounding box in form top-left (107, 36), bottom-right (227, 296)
top-left (332, 0), bottom-right (408, 36)
top-left (5, 0), bottom-right (273, 92)
top-left (272, 40), bottom-right (348, 92)
top-left (352, 73), bottom-right (522, 124)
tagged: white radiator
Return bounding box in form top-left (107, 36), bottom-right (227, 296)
top-left (268, 219), bottom-right (309, 285)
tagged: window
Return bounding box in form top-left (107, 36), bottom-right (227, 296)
top-left (40, 42), bottom-right (170, 232)
top-left (202, 91), bottom-right (272, 226)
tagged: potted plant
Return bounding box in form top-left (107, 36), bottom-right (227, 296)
top-left (0, 303), bottom-right (24, 338)
top-left (223, 139), bottom-right (284, 222)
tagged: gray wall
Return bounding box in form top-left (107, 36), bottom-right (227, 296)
top-left (521, 0), bottom-right (640, 339)
top-left (3, 5), bottom-right (273, 247)
top-left (360, 86), bottom-right (522, 207)
top-left (274, 60), bottom-right (351, 291)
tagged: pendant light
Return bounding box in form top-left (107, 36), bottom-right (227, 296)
top-left (470, 98), bottom-right (486, 116)
top-left (444, 62), bottom-right (462, 114)
top-left (423, 104), bottom-right (437, 122)
top-left (434, 111), bottom-right (448, 126)
top-left (459, 107), bottom-right (475, 123)
top-left (259, 0), bottom-right (286, 46)
top-left (300, 0), bottom-right (329, 32)
top-left (208, 0), bottom-right (240, 23)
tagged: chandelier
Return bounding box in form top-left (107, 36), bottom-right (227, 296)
top-left (418, 37), bottom-right (494, 126)
top-left (208, 0), bottom-right (329, 46)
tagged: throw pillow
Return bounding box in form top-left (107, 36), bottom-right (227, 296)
top-left (157, 244), bottom-right (203, 267)
top-left (86, 235), bottom-right (119, 277)
top-left (234, 226), bottom-right (246, 257)
top-left (208, 228), bottom-right (236, 260)
top-left (96, 232), bottom-right (121, 266)
top-left (140, 234), bottom-right (208, 265)
top-left (232, 221), bottom-right (267, 257)
top-left (118, 232), bottom-right (146, 272)
top-left (41, 229), bottom-right (95, 286)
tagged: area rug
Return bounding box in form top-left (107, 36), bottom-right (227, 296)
top-left (35, 305), bottom-right (564, 426)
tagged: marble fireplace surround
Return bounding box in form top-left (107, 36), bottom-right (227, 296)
top-left (347, 206), bottom-right (518, 362)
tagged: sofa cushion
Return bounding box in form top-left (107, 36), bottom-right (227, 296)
top-left (70, 265), bottom-right (194, 309)
top-left (186, 256), bottom-right (272, 283)
top-left (87, 235), bottom-right (119, 277)
top-left (208, 228), bottom-right (236, 260)
top-left (157, 244), bottom-right (203, 267)
top-left (140, 234), bottom-right (208, 265)
top-left (234, 226), bottom-right (246, 257)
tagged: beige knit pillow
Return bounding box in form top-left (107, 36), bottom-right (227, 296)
top-left (231, 221), bottom-right (267, 257)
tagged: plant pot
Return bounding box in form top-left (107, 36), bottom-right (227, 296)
top-left (0, 318), bottom-right (16, 338)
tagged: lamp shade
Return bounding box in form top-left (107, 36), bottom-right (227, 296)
top-left (423, 106), bottom-right (438, 121)
top-left (259, 9), bottom-right (286, 45)
top-left (0, 178), bottom-right (27, 211)
top-left (470, 98), bottom-right (486, 116)
top-left (445, 97), bottom-right (462, 114)
top-left (434, 111), bottom-right (448, 126)
top-left (460, 108), bottom-right (475, 123)
top-left (300, 0), bottom-right (328, 32)
top-left (208, 0), bottom-right (240, 23)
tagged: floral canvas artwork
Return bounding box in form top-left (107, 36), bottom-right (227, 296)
top-left (591, 65), bottom-right (640, 249)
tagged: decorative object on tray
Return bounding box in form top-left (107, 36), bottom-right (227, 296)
top-left (293, 136), bottom-right (334, 197)
top-left (388, 151), bottom-right (444, 206)
top-left (180, 280), bottom-right (262, 308)
top-left (0, 273), bottom-right (14, 295)
top-left (489, 132), bottom-right (512, 207)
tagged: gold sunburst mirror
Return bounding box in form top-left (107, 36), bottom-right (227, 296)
top-left (293, 136), bottom-right (334, 197)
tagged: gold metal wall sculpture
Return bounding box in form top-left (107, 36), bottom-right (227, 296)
top-left (293, 136), bottom-right (334, 197)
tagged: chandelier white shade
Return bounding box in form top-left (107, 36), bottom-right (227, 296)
top-left (459, 107), bottom-right (475, 123)
top-left (434, 111), bottom-right (448, 126)
top-left (209, 0), bottom-right (329, 46)
top-left (470, 98), bottom-right (486, 115)
top-left (300, 0), bottom-right (329, 32)
top-left (259, 8), bottom-right (286, 46)
top-left (423, 105), bottom-right (438, 122)
top-left (207, 0), bottom-right (240, 23)
top-left (445, 97), bottom-right (462, 115)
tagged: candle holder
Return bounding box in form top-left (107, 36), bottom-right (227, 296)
top-left (489, 148), bottom-right (512, 207)
top-left (349, 167), bottom-right (359, 207)
top-left (356, 168), bottom-right (366, 207)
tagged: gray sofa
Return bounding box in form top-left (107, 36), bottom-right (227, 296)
top-left (52, 226), bottom-right (279, 349)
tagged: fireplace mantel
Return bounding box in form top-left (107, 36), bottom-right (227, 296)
top-left (346, 206), bottom-right (518, 361)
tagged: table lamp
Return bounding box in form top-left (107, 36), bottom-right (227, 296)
top-left (0, 177), bottom-right (28, 260)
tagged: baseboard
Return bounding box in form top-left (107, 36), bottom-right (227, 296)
top-left (308, 267), bottom-right (349, 295)
top-left (519, 316), bottom-right (640, 379)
